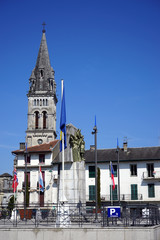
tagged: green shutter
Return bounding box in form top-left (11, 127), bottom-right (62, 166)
top-left (89, 185), bottom-right (95, 200)
top-left (89, 166), bottom-right (95, 178)
top-left (148, 184), bottom-right (155, 198)
top-left (110, 185), bottom-right (118, 200)
top-left (131, 184), bottom-right (138, 200)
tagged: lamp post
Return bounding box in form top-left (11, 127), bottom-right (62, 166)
top-left (24, 149), bottom-right (27, 220)
top-left (92, 121), bottom-right (98, 220)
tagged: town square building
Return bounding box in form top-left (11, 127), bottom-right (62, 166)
top-left (12, 27), bottom-right (160, 209)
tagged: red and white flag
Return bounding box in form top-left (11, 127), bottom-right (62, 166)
top-left (12, 169), bottom-right (18, 192)
top-left (39, 166), bottom-right (44, 192)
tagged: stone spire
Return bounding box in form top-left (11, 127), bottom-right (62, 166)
top-left (28, 30), bottom-right (56, 96)
top-left (26, 29), bottom-right (57, 147)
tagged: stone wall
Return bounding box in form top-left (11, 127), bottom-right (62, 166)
top-left (0, 226), bottom-right (160, 240)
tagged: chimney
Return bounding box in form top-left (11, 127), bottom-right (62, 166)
top-left (123, 138), bottom-right (128, 152)
top-left (90, 145), bottom-right (95, 151)
top-left (19, 142), bottom-right (25, 150)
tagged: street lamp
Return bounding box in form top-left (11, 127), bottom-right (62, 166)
top-left (92, 121), bottom-right (98, 221)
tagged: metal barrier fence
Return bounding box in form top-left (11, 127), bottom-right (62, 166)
top-left (0, 203), bottom-right (159, 228)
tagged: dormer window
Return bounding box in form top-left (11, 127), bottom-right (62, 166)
top-left (39, 154), bottom-right (45, 164)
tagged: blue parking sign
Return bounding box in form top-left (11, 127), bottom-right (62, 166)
top-left (108, 207), bottom-right (121, 218)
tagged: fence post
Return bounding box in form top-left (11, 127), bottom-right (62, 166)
top-left (102, 205), bottom-right (105, 227)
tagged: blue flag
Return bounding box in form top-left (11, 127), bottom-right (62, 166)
top-left (95, 115), bottom-right (97, 127)
top-left (60, 82), bottom-right (67, 152)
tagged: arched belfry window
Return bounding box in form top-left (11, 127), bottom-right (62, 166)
top-left (40, 70), bottom-right (43, 77)
top-left (35, 111), bottom-right (39, 129)
top-left (43, 111), bottom-right (47, 129)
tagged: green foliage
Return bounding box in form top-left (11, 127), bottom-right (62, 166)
top-left (7, 195), bottom-right (14, 212)
top-left (97, 167), bottom-right (101, 208)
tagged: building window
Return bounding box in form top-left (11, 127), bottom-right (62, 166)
top-left (89, 166), bottom-right (95, 178)
top-left (131, 184), bottom-right (138, 200)
top-left (43, 111), bottom-right (47, 129)
top-left (110, 165), bottom-right (117, 177)
top-left (130, 164), bottom-right (137, 176)
top-left (46, 99), bottom-right (48, 106)
top-left (34, 99), bottom-right (36, 106)
top-left (148, 184), bottom-right (155, 198)
top-left (35, 111), bottom-right (39, 129)
top-left (40, 70), bottom-right (43, 77)
top-left (89, 185), bottom-right (95, 201)
top-left (27, 155), bottom-right (30, 164)
top-left (147, 163), bottom-right (154, 177)
top-left (39, 154), bottom-right (45, 164)
top-left (110, 185), bottom-right (118, 200)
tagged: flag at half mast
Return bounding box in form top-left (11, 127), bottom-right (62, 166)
top-left (60, 80), bottom-right (67, 152)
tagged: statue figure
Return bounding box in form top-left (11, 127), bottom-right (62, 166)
top-left (70, 129), bottom-right (85, 162)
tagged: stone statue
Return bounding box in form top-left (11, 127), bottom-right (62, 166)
top-left (70, 129), bottom-right (85, 162)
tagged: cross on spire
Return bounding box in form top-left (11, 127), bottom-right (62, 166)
top-left (42, 22), bottom-right (46, 33)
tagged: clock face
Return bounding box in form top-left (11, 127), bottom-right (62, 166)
top-left (38, 139), bottom-right (43, 145)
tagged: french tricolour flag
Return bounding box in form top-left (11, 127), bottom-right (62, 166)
top-left (39, 166), bottom-right (44, 192)
top-left (110, 162), bottom-right (115, 190)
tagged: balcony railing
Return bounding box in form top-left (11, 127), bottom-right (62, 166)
top-left (143, 171), bottom-right (160, 180)
top-left (87, 194), bottom-right (143, 201)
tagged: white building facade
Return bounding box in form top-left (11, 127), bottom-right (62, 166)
top-left (12, 27), bottom-right (160, 209)
top-left (85, 143), bottom-right (160, 205)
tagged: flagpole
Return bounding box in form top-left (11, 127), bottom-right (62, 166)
top-left (14, 176), bottom-right (15, 208)
top-left (62, 132), bottom-right (64, 200)
top-left (39, 165), bottom-right (40, 207)
top-left (16, 181), bottom-right (18, 207)
top-left (92, 116), bottom-right (98, 221)
top-left (110, 162), bottom-right (113, 206)
top-left (24, 148), bottom-right (27, 220)
top-left (61, 79), bottom-right (64, 201)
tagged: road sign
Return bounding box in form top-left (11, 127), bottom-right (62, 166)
top-left (108, 206), bottom-right (121, 218)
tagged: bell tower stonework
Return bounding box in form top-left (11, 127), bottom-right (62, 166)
top-left (26, 29), bottom-right (57, 147)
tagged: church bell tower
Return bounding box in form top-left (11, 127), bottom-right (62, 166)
top-left (26, 27), bottom-right (57, 147)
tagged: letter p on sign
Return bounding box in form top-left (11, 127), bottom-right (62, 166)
top-left (110, 208), bottom-right (116, 215)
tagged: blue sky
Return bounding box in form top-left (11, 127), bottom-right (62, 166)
top-left (0, 0), bottom-right (160, 174)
